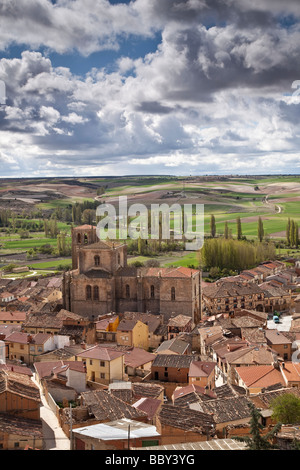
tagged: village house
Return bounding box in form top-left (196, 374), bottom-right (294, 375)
top-left (259, 282), bottom-right (292, 314)
top-left (23, 309), bottom-right (96, 345)
top-left (74, 345), bottom-right (125, 384)
top-left (0, 292), bottom-right (15, 303)
top-left (155, 337), bottom-right (191, 355)
top-left (60, 387), bottom-right (151, 440)
top-left (196, 396), bottom-right (252, 438)
top-left (167, 314), bottom-right (193, 340)
top-left (132, 397), bottom-right (162, 425)
top-left (265, 330), bottom-right (293, 361)
top-left (279, 362), bottom-right (300, 388)
top-left (151, 354), bottom-right (197, 384)
top-left (198, 325), bottom-right (224, 357)
top-left (73, 418), bottom-right (161, 450)
top-left (0, 369), bottom-right (41, 421)
top-left (156, 403), bottom-right (216, 445)
top-left (122, 311), bottom-right (165, 350)
top-left (0, 310), bottom-right (26, 325)
top-left (0, 413), bottom-right (43, 451)
top-left (122, 347), bottom-right (156, 378)
top-left (188, 361), bottom-right (216, 389)
top-left (210, 336), bottom-right (249, 383)
top-left (172, 384), bottom-right (217, 408)
top-left (116, 319), bottom-right (149, 350)
top-left (81, 389), bottom-right (148, 423)
top-left (108, 382), bottom-right (165, 405)
top-left (95, 314), bottom-right (119, 343)
top-left (202, 281), bottom-right (266, 316)
top-left (224, 344), bottom-right (277, 385)
top-left (5, 331), bottom-right (67, 365)
top-left (235, 365), bottom-right (286, 395)
top-left (34, 360), bottom-right (87, 394)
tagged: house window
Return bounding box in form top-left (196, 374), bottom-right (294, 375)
top-left (94, 255), bottom-right (100, 267)
top-left (90, 360), bottom-right (93, 365)
top-left (100, 373), bottom-right (105, 379)
top-left (77, 233), bottom-right (81, 244)
top-left (86, 285), bottom-right (92, 300)
top-left (125, 284), bottom-right (130, 299)
top-left (150, 285), bottom-right (155, 299)
top-left (100, 361), bottom-right (105, 367)
top-left (93, 286), bottom-right (99, 301)
top-left (171, 287), bottom-right (176, 301)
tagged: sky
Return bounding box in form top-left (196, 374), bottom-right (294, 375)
top-left (0, 0), bottom-right (300, 178)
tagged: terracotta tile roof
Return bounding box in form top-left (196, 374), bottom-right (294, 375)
top-left (214, 384), bottom-right (247, 398)
top-left (0, 324), bottom-right (21, 338)
top-left (80, 390), bottom-right (147, 421)
top-left (203, 280), bottom-right (263, 299)
top-left (76, 345), bottom-right (124, 361)
top-left (265, 330), bottom-right (292, 345)
top-left (123, 348), bottom-right (156, 368)
top-left (96, 316), bottom-right (118, 331)
top-left (5, 332), bottom-right (31, 344)
top-left (236, 365), bottom-right (285, 388)
top-left (224, 345), bottom-right (275, 366)
top-left (34, 360), bottom-right (86, 379)
top-left (0, 414), bottom-right (43, 438)
top-left (132, 383), bottom-right (164, 400)
top-left (123, 312), bottom-right (161, 333)
top-left (281, 362), bottom-right (300, 383)
top-left (168, 315), bottom-right (192, 327)
top-left (0, 364), bottom-right (33, 376)
top-left (0, 369), bottom-right (41, 402)
top-left (189, 361), bottom-right (216, 378)
top-left (133, 397), bottom-right (161, 420)
top-left (141, 266), bottom-right (199, 278)
top-left (173, 384), bottom-right (217, 406)
top-left (0, 291), bottom-right (15, 299)
top-left (198, 396), bottom-right (252, 424)
top-left (158, 404), bottom-right (216, 434)
top-left (0, 310), bottom-right (26, 322)
top-left (117, 319), bottom-right (139, 331)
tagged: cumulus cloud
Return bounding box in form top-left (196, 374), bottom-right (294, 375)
top-left (0, 0), bottom-right (300, 176)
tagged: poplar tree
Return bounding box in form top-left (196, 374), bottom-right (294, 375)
top-left (224, 221), bottom-right (229, 239)
top-left (286, 218), bottom-right (291, 246)
top-left (236, 217), bottom-right (242, 240)
top-left (210, 215), bottom-right (216, 238)
top-left (257, 217), bottom-right (264, 242)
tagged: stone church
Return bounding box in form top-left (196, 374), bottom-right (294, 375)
top-left (62, 224), bottom-right (202, 325)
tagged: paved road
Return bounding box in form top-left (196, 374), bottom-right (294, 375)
top-left (267, 315), bottom-right (292, 332)
top-left (32, 375), bottom-right (70, 450)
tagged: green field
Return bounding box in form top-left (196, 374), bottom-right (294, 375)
top-left (28, 259), bottom-right (72, 269)
top-left (1, 174), bottom-right (300, 271)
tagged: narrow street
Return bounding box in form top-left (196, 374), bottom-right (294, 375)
top-left (32, 374), bottom-right (70, 450)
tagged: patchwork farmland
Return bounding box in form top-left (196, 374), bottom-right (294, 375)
top-left (1, 175), bottom-right (300, 277)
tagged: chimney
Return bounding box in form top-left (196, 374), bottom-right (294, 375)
top-left (81, 342), bottom-right (86, 350)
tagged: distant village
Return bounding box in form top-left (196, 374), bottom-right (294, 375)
top-left (1, 224), bottom-right (300, 450)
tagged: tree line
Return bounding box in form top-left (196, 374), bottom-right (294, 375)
top-left (198, 237), bottom-right (276, 272)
